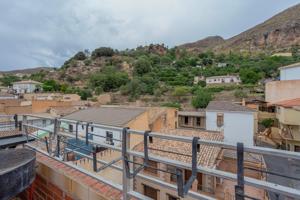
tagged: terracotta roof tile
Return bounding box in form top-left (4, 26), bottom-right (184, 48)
top-left (134, 129), bottom-right (223, 168)
top-left (272, 98), bottom-right (300, 108)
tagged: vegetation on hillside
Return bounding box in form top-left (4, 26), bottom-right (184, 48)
top-left (1, 44), bottom-right (299, 104)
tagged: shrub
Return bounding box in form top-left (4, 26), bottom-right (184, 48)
top-left (234, 89), bottom-right (248, 98)
top-left (240, 69), bottom-right (262, 84)
top-left (78, 89), bottom-right (93, 100)
top-left (161, 102), bottom-right (181, 109)
top-left (172, 86), bottom-right (190, 97)
top-left (261, 118), bottom-right (274, 128)
top-left (92, 47), bottom-right (114, 58)
top-left (134, 57), bottom-right (152, 75)
top-left (73, 51), bottom-right (87, 60)
top-left (191, 88), bottom-right (212, 108)
top-left (94, 86), bottom-right (103, 95)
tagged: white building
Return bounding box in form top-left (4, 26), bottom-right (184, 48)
top-left (12, 80), bottom-right (42, 94)
top-left (206, 75), bottom-right (241, 85)
top-left (62, 107), bottom-right (148, 147)
top-left (279, 62), bottom-right (300, 81)
top-left (205, 101), bottom-right (257, 146)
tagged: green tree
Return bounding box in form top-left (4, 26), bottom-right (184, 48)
top-left (78, 89), bottom-right (93, 100)
top-left (89, 67), bottom-right (129, 92)
top-left (261, 118), bottom-right (274, 128)
top-left (234, 89), bottom-right (248, 98)
top-left (0, 75), bottom-right (20, 86)
top-left (239, 69), bottom-right (262, 84)
top-left (73, 51), bottom-right (87, 60)
top-left (92, 47), bottom-right (114, 58)
top-left (42, 80), bottom-right (61, 91)
top-left (134, 57), bottom-right (152, 75)
top-left (191, 88), bottom-right (212, 108)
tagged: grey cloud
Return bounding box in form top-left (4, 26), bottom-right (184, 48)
top-left (0, 0), bottom-right (299, 70)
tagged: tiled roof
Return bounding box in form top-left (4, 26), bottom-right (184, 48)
top-left (279, 62), bottom-right (300, 70)
top-left (63, 106), bottom-right (146, 127)
top-left (272, 98), bottom-right (300, 108)
top-left (0, 129), bottom-right (22, 138)
top-left (207, 101), bottom-right (256, 113)
top-left (36, 153), bottom-right (123, 199)
top-left (134, 129), bottom-right (223, 168)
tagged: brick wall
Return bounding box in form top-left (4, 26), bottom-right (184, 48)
top-left (19, 175), bottom-right (74, 200)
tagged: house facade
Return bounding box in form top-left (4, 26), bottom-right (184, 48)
top-left (279, 62), bottom-right (300, 81)
top-left (273, 99), bottom-right (300, 152)
top-left (177, 110), bottom-right (206, 129)
top-left (206, 101), bottom-right (257, 146)
top-left (133, 129), bottom-right (223, 200)
top-left (206, 75), bottom-right (241, 85)
top-left (12, 80), bottom-right (42, 94)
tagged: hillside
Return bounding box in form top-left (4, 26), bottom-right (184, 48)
top-left (181, 3), bottom-right (300, 53)
top-left (0, 67), bottom-right (54, 75)
top-left (179, 36), bottom-right (225, 52)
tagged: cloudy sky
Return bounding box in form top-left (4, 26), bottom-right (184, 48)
top-left (0, 0), bottom-right (299, 70)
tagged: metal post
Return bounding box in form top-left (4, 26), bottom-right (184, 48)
top-left (235, 142), bottom-right (245, 200)
top-left (122, 128), bottom-right (130, 200)
top-left (18, 121), bottom-right (22, 131)
top-left (85, 123), bottom-right (90, 145)
top-left (75, 122), bottom-right (79, 142)
top-left (93, 147), bottom-right (97, 172)
top-left (14, 114), bottom-right (18, 128)
top-left (56, 135), bottom-right (60, 157)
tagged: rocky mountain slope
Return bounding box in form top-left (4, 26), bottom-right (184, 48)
top-left (180, 3), bottom-right (300, 53)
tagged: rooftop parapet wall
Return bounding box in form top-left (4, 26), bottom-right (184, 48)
top-left (265, 80), bottom-right (300, 103)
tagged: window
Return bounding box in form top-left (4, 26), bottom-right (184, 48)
top-left (69, 124), bottom-right (73, 133)
top-left (196, 117), bottom-right (201, 127)
top-left (91, 126), bottom-right (94, 132)
top-left (106, 131), bottom-right (113, 145)
top-left (143, 185), bottom-right (158, 200)
top-left (167, 194), bottom-right (179, 200)
top-left (217, 113), bottom-right (224, 127)
top-left (167, 165), bottom-right (177, 182)
top-left (144, 160), bottom-right (158, 175)
top-left (184, 116), bottom-right (189, 125)
top-left (175, 111), bottom-right (177, 117)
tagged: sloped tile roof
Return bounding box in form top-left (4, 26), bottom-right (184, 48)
top-left (272, 98), bottom-right (300, 108)
top-left (134, 129), bottom-right (223, 168)
top-left (207, 101), bottom-right (256, 113)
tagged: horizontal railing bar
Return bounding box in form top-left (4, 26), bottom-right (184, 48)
top-left (23, 123), bottom-right (53, 133)
top-left (129, 129), bottom-right (300, 160)
top-left (25, 144), bottom-right (148, 200)
top-left (56, 130), bottom-right (300, 198)
top-left (21, 114), bottom-right (54, 120)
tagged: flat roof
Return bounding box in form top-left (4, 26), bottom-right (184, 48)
top-left (63, 106), bottom-right (146, 127)
top-left (279, 62), bottom-right (300, 70)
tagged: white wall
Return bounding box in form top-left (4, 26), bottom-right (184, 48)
top-left (206, 76), bottom-right (241, 84)
top-left (74, 125), bottom-right (122, 146)
top-left (280, 66), bottom-right (300, 81)
top-left (206, 111), bottom-right (254, 146)
top-left (13, 83), bottom-right (38, 94)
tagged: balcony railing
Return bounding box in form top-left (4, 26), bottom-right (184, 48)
top-left (5, 114), bottom-right (300, 200)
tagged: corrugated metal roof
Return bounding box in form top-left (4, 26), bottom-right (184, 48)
top-left (62, 107), bottom-right (146, 127)
top-left (207, 101), bottom-right (256, 113)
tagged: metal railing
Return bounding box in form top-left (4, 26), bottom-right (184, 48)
top-left (17, 115), bottom-right (300, 200)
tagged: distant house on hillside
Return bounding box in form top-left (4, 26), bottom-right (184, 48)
top-left (217, 63), bottom-right (228, 68)
top-left (206, 101), bottom-right (257, 146)
top-left (12, 80), bottom-right (42, 94)
top-left (193, 76), bottom-right (205, 84)
top-left (206, 75), bottom-right (241, 85)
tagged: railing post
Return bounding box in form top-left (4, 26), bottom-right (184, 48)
top-left (235, 142), bottom-right (245, 200)
top-left (56, 135), bottom-right (60, 157)
top-left (122, 128), bottom-right (130, 200)
top-left (93, 147), bottom-right (97, 172)
top-left (75, 122), bottom-right (79, 142)
top-left (13, 114), bottom-right (18, 129)
top-left (85, 123), bottom-right (90, 145)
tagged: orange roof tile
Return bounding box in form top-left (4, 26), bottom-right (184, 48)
top-left (134, 129), bottom-right (223, 168)
top-left (272, 98), bottom-right (300, 108)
